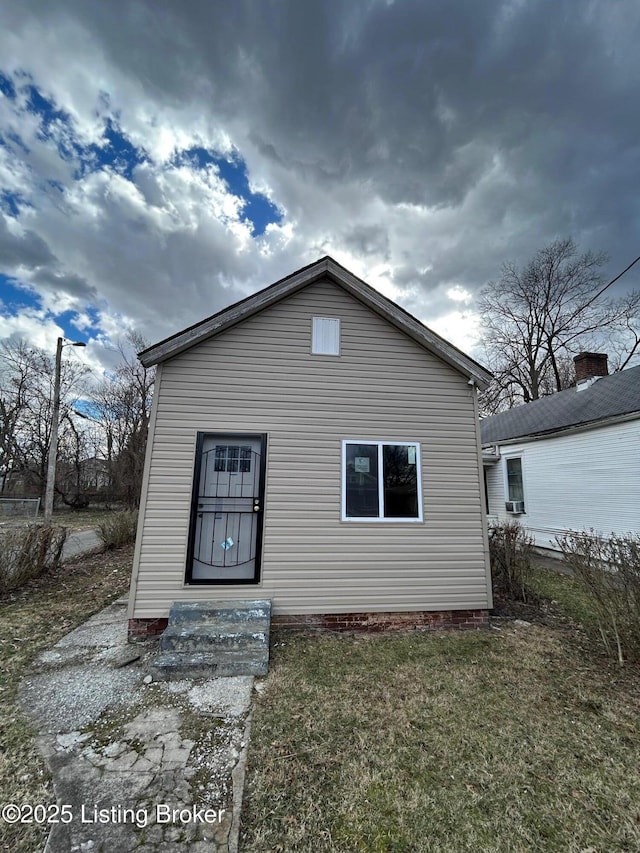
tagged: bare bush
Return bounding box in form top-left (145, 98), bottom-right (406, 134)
top-left (489, 521), bottom-right (534, 602)
top-left (0, 524), bottom-right (67, 593)
top-left (557, 531), bottom-right (640, 663)
top-left (97, 510), bottom-right (138, 550)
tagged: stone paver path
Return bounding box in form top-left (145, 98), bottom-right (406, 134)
top-left (20, 598), bottom-right (254, 853)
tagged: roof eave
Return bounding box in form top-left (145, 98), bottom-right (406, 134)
top-left (139, 256), bottom-right (492, 388)
top-left (322, 259), bottom-right (492, 389)
top-left (138, 258), bottom-right (333, 367)
top-left (482, 408), bottom-right (640, 446)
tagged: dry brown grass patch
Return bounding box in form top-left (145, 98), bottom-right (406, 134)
top-left (0, 546), bottom-right (132, 853)
top-left (242, 625), bottom-right (640, 852)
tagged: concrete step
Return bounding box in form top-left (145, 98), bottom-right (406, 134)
top-left (152, 599), bottom-right (272, 680)
top-left (160, 621), bottom-right (269, 653)
top-left (169, 599), bottom-right (271, 625)
top-left (151, 650), bottom-right (269, 680)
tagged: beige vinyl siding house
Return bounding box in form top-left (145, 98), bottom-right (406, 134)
top-left (128, 258), bottom-right (493, 635)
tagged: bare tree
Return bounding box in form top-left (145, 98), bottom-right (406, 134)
top-left (56, 412), bottom-right (92, 508)
top-left (0, 338), bottom-right (88, 498)
top-left (0, 333), bottom-right (155, 509)
top-left (479, 238), bottom-right (640, 413)
top-left (0, 340), bottom-right (40, 491)
top-left (88, 331), bottom-right (155, 508)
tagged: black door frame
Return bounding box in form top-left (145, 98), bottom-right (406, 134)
top-left (185, 431), bottom-right (267, 585)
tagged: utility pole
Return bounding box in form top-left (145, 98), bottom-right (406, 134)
top-left (44, 337), bottom-right (86, 523)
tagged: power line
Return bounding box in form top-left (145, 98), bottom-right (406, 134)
top-left (585, 253), bottom-right (640, 309)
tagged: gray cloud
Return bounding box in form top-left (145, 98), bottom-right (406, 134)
top-left (32, 268), bottom-right (97, 300)
top-left (1, 0), bottom-right (639, 354)
top-left (343, 224), bottom-right (389, 259)
top-left (0, 215), bottom-right (56, 268)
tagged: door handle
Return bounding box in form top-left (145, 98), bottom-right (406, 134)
top-left (253, 500), bottom-right (260, 512)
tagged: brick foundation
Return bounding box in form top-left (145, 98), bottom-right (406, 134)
top-left (271, 609), bottom-right (489, 632)
top-left (128, 617), bottom-right (169, 642)
top-left (128, 609), bottom-right (489, 641)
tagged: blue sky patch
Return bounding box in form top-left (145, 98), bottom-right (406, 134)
top-left (88, 118), bottom-right (147, 179)
top-left (176, 146), bottom-right (282, 237)
top-left (72, 399), bottom-right (102, 420)
top-left (1, 129), bottom-right (30, 155)
top-left (0, 275), bottom-right (94, 345)
top-left (26, 85), bottom-right (69, 138)
top-left (55, 308), bottom-right (86, 340)
top-left (0, 71), bottom-right (285, 356)
top-left (2, 73), bottom-right (281, 237)
top-left (70, 305), bottom-right (101, 335)
top-left (0, 275), bottom-right (40, 313)
top-left (1, 72), bottom-right (147, 182)
top-left (0, 71), bottom-right (16, 99)
top-left (1, 190), bottom-right (24, 216)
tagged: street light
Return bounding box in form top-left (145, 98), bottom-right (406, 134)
top-left (44, 337), bottom-right (86, 523)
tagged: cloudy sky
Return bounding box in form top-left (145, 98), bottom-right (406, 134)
top-left (1, 0), bottom-right (639, 374)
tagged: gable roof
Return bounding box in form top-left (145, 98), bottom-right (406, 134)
top-left (480, 364), bottom-right (640, 444)
top-left (139, 256), bottom-right (492, 387)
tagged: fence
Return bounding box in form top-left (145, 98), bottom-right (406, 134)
top-left (0, 498), bottom-right (41, 520)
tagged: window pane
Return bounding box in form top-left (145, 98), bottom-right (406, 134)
top-left (226, 446), bottom-right (239, 473)
top-left (214, 446), bottom-right (226, 472)
top-left (383, 444), bottom-right (419, 518)
top-left (213, 445), bottom-right (249, 473)
top-left (239, 447), bottom-right (252, 473)
top-left (345, 444), bottom-right (379, 517)
top-left (506, 458), bottom-right (524, 502)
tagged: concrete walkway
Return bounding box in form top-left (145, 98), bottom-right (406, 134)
top-left (62, 528), bottom-right (102, 561)
top-left (19, 598), bottom-right (254, 853)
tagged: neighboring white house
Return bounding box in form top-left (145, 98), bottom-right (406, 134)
top-left (481, 353), bottom-right (640, 551)
top-left (128, 257), bottom-right (494, 638)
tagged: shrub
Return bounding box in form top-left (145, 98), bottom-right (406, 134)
top-left (556, 530), bottom-right (640, 663)
top-left (0, 524), bottom-right (68, 594)
top-left (488, 521), bottom-right (533, 602)
top-left (97, 510), bottom-right (138, 550)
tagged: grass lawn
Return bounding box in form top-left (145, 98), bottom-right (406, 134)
top-left (241, 577), bottom-right (640, 852)
top-left (528, 565), bottom-right (604, 632)
top-left (0, 545), bottom-right (132, 853)
top-left (0, 506), bottom-right (121, 531)
top-left (50, 506), bottom-right (123, 530)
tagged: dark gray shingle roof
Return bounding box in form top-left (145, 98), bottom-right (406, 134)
top-left (480, 364), bottom-right (640, 444)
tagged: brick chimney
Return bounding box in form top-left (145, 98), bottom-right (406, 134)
top-left (574, 352), bottom-right (608, 387)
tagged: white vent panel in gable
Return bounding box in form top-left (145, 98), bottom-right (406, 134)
top-left (311, 317), bottom-right (340, 355)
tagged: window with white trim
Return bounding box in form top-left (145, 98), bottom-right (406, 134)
top-left (505, 457), bottom-right (524, 503)
top-left (342, 440), bottom-right (422, 521)
top-left (311, 317), bottom-right (340, 355)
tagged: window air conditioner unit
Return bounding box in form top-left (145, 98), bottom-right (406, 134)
top-left (505, 501), bottom-right (525, 514)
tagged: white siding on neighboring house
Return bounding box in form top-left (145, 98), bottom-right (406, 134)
top-left (129, 277), bottom-right (491, 619)
top-left (484, 461), bottom-right (503, 526)
top-left (485, 419), bottom-right (640, 549)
